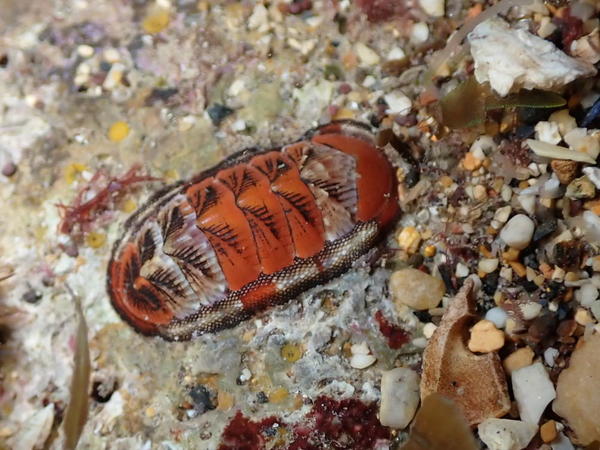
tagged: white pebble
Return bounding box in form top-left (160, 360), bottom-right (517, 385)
top-left (518, 194), bottom-right (536, 216)
top-left (478, 258), bottom-right (499, 274)
top-left (350, 342), bottom-right (376, 369)
top-left (387, 47), bottom-right (405, 60)
top-left (520, 302), bottom-right (542, 321)
top-left (379, 368), bottom-right (420, 428)
top-left (384, 91), bottom-right (412, 115)
top-left (423, 322), bottom-right (437, 339)
top-left (543, 347), bottom-right (559, 367)
top-left (418, 0), bottom-right (444, 17)
top-left (575, 283), bottom-right (599, 307)
top-left (410, 22), bottom-right (429, 44)
top-left (494, 205), bottom-right (512, 223)
top-left (355, 43), bottom-right (380, 66)
top-left (500, 214), bottom-right (535, 250)
top-left (535, 121), bottom-right (561, 145)
top-left (478, 418), bottom-right (537, 450)
top-left (77, 44), bottom-right (94, 58)
top-left (485, 307), bottom-right (508, 329)
top-left (455, 262), bottom-right (469, 278)
top-left (231, 119), bottom-right (246, 131)
top-left (512, 362), bottom-right (556, 424)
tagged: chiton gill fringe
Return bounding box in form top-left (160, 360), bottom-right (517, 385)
top-left (107, 120), bottom-right (400, 341)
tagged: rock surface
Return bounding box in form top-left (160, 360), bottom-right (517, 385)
top-left (553, 332), bottom-right (600, 445)
top-left (389, 268), bottom-right (446, 310)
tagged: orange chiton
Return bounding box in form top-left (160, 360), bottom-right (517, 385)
top-left (107, 121), bottom-right (400, 340)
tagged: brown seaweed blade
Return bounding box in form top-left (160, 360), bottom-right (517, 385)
top-left (62, 289), bottom-right (91, 450)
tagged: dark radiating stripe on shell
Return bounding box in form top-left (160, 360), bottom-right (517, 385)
top-left (107, 120), bottom-right (399, 340)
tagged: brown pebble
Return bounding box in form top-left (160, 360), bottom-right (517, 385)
top-left (551, 159), bottom-right (578, 185)
top-left (540, 420), bottom-right (558, 443)
top-left (1, 162), bottom-right (17, 177)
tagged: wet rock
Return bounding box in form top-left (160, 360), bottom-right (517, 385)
top-left (420, 280), bottom-right (510, 426)
top-left (390, 268), bottom-right (445, 311)
top-left (478, 418), bottom-right (537, 450)
top-left (500, 214), bottom-right (535, 250)
top-left (512, 362), bottom-right (556, 424)
top-left (206, 103), bottom-right (234, 126)
top-left (553, 332), bottom-right (600, 445)
top-left (379, 368), bottom-right (420, 429)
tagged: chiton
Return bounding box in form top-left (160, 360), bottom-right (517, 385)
top-left (107, 121), bottom-right (400, 341)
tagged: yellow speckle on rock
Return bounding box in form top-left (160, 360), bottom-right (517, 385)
top-left (145, 406), bottom-right (157, 418)
top-left (163, 169), bottom-right (179, 182)
top-left (217, 390), bottom-right (235, 411)
top-left (280, 342), bottom-right (304, 363)
top-left (85, 232), bottom-right (106, 249)
top-left (333, 108), bottom-right (355, 120)
top-left (142, 8), bottom-right (171, 34)
top-left (269, 387), bottom-right (288, 403)
top-left (120, 198), bottom-right (137, 213)
top-left (423, 245), bottom-right (436, 258)
top-left (64, 163), bottom-right (89, 185)
top-left (108, 121), bottom-right (130, 142)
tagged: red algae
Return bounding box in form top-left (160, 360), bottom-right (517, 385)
top-left (57, 165), bottom-right (157, 238)
top-left (218, 396), bottom-right (390, 450)
top-left (218, 411), bottom-right (283, 450)
top-left (375, 310), bottom-right (410, 349)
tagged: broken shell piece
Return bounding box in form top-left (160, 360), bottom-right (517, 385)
top-left (527, 139), bottom-right (597, 164)
top-left (478, 418), bottom-right (538, 450)
top-left (401, 393), bottom-right (478, 450)
top-left (512, 362), bottom-right (556, 425)
top-left (420, 279), bottom-right (511, 426)
top-left (350, 342), bottom-right (376, 369)
top-left (379, 368), bottom-right (420, 429)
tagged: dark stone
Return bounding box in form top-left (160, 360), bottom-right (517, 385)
top-left (553, 240), bottom-right (583, 269)
top-left (533, 218), bottom-right (557, 242)
top-left (482, 271), bottom-right (499, 296)
top-left (256, 391), bottom-right (269, 404)
top-left (22, 288), bottom-right (42, 304)
top-left (92, 379), bottom-right (116, 403)
top-left (1, 162), bottom-right (17, 177)
top-left (189, 385), bottom-right (216, 414)
top-left (207, 103), bottom-right (234, 126)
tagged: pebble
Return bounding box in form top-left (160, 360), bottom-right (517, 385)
top-left (549, 109), bottom-right (577, 136)
top-left (535, 121), bottom-right (561, 145)
top-left (494, 205), bottom-right (512, 223)
top-left (551, 159), bottom-right (578, 185)
top-left (422, 322), bottom-right (437, 339)
top-left (350, 342), bottom-right (376, 369)
top-left (384, 91), bottom-right (412, 115)
top-left (2, 162), bottom-right (17, 177)
top-left (503, 347), bottom-right (534, 376)
top-left (520, 302), bottom-right (542, 321)
top-left (500, 214), bottom-right (535, 250)
top-left (379, 368), bottom-right (420, 428)
top-left (389, 268), bottom-right (445, 311)
top-left (543, 347), bottom-right (559, 367)
top-left (468, 320), bottom-right (505, 353)
top-left (397, 226), bottom-right (421, 254)
top-left (478, 258), bottom-right (499, 274)
top-left (354, 43), bottom-right (380, 66)
top-left (591, 300), bottom-right (600, 321)
top-left (418, 0), bottom-right (444, 17)
top-left (455, 262), bottom-right (469, 278)
top-left (551, 432), bottom-right (575, 450)
top-left (477, 418), bottom-right (537, 450)
top-left (76, 44), bottom-right (94, 58)
top-left (565, 176), bottom-right (596, 200)
top-left (485, 307), bottom-right (508, 329)
top-left (410, 22), bottom-right (429, 44)
top-left (582, 167), bottom-right (600, 189)
top-left (540, 420), bottom-right (558, 443)
top-left (512, 362), bottom-right (556, 424)
top-left (574, 308), bottom-right (595, 326)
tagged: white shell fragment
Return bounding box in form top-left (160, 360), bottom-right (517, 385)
top-left (478, 418), bottom-right (538, 450)
top-left (512, 362), bottom-right (556, 424)
top-left (350, 342), bottom-right (376, 369)
top-left (526, 139), bottom-right (597, 164)
top-left (379, 368), bottom-right (420, 428)
top-left (468, 18), bottom-right (596, 96)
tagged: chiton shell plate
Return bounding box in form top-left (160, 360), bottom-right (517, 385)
top-left (107, 121), bottom-right (399, 340)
